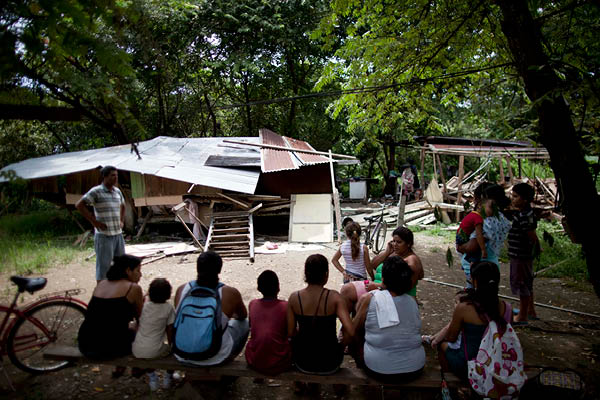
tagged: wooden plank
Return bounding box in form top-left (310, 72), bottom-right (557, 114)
top-left (506, 156), bottom-right (514, 185)
top-left (248, 213), bottom-right (255, 262)
top-left (43, 346), bottom-right (462, 388)
top-left (247, 203), bottom-right (263, 214)
top-left (256, 204), bottom-right (290, 213)
top-left (404, 209), bottom-right (434, 223)
top-left (213, 227), bottom-right (250, 233)
top-left (175, 214), bottom-right (204, 250)
top-left (455, 155), bottom-right (465, 222)
top-left (436, 154), bottom-right (447, 193)
top-left (215, 249), bottom-right (250, 254)
top-left (135, 209), bottom-right (153, 239)
top-left (211, 234), bottom-right (250, 240)
top-left (134, 195), bottom-right (183, 207)
top-left (209, 241), bottom-right (250, 247)
top-left (396, 195), bottom-right (406, 228)
top-left (217, 193), bottom-right (251, 210)
top-left (213, 220), bottom-right (248, 227)
top-left (329, 150), bottom-right (343, 244)
top-left (205, 217), bottom-right (215, 251)
top-left (212, 211), bottom-right (251, 218)
top-left (419, 148), bottom-right (425, 193)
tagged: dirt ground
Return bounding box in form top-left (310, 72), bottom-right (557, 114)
top-left (1, 231), bottom-right (599, 399)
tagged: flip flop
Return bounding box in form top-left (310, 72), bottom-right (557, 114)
top-left (512, 321), bottom-right (529, 326)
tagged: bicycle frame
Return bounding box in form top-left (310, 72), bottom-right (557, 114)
top-left (0, 290), bottom-right (87, 356)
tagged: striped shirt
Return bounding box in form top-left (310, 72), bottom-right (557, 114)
top-left (81, 184), bottom-right (124, 236)
top-left (340, 240), bottom-right (367, 278)
top-left (507, 206), bottom-right (537, 259)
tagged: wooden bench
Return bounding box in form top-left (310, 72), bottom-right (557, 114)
top-left (44, 345), bottom-right (463, 389)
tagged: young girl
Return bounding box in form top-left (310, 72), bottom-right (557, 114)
top-left (332, 222), bottom-right (372, 283)
top-left (456, 182), bottom-right (493, 264)
top-left (132, 278), bottom-right (176, 391)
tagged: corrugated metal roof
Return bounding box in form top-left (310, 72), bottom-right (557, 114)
top-left (0, 136), bottom-right (262, 194)
top-left (284, 136), bottom-right (330, 166)
top-left (259, 128), bottom-right (331, 173)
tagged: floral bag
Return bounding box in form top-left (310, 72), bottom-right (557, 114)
top-left (466, 320), bottom-right (526, 399)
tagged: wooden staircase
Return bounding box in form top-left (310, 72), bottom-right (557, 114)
top-left (205, 211), bottom-right (254, 262)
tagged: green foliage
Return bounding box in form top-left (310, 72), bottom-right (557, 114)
top-left (0, 209), bottom-right (89, 275)
top-left (535, 220), bottom-right (587, 281)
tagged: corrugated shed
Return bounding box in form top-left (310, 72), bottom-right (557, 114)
top-left (259, 128), bottom-right (331, 173)
top-left (1, 136), bottom-right (262, 194)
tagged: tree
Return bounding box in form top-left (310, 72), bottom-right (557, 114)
top-left (317, 0), bottom-right (600, 294)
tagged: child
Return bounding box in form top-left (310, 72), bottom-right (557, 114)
top-left (456, 183), bottom-right (491, 264)
top-left (132, 278), bottom-right (176, 391)
top-left (507, 183), bottom-right (540, 324)
top-left (245, 270), bottom-right (291, 375)
top-left (332, 222), bottom-right (372, 282)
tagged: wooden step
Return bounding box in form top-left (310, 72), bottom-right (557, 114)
top-left (213, 220), bottom-right (248, 226)
top-left (211, 234), bottom-right (250, 240)
top-left (209, 241), bottom-right (250, 247)
top-left (213, 227), bottom-right (249, 233)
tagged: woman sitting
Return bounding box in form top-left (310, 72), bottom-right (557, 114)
top-left (287, 254), bottom-right (354, 375)
top-left (78, 254), bottom-right (144, 359)
top-left (370, 227), bottom-right (424, 299)
top-left (352, 256), bottom-right (425, 382)
top-left (431, 261), bottom-right (512, 379)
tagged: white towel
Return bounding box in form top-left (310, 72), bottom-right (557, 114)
top-left (371, 290), bottom-right (399, 328)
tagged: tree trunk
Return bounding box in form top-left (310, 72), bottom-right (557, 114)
top-left (495, 0), bottom-right (600, 297)
top-left (382, 141), bottom-right (397, 195)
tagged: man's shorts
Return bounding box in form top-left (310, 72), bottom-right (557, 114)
top-left (510, 258), bottom-right (534, 297)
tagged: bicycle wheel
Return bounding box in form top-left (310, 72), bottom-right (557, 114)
top-left (7, 300), bottom-right (86, 374)
top-left (374, 221), bottom-right (388, 254)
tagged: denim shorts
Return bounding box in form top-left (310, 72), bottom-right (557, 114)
top-left (94, 233), bottom-right (125, 280)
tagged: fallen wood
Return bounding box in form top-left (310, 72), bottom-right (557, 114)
top-left (423, 278), bottom-right (600, 318)
top-left (217, 193), bottom-right (251, 210)
top-left (141, 254), bottom-right (167, 265)
top-left (247, 203), bottom-right (263, 214)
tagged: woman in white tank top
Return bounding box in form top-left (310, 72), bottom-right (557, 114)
top-left (332, 222), bottom-right (372, 283)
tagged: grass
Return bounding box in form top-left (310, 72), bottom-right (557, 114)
top-left (413, 223), bottom-right (455, 244)
top-left (0, 209), bottom-right (91, 276)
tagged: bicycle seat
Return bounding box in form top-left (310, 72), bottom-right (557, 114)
top-left (10, 276), bottom-right (47, 294)
top-left (364, 215), bottom-right (378, 222)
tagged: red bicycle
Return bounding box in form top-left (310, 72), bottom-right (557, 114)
top-left (0, 276), bottom-right (87, 374)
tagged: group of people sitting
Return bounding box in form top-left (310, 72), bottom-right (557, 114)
top-left (77, 180), bottom-right (537, 392)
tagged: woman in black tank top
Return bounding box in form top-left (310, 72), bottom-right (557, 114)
top-left (287, 254), bottom-right (354, 374)
top-left (78, 255), bottom-right (144, 359)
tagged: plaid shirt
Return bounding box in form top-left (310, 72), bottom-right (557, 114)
top-left (81, 184), bottom-right (124, 236)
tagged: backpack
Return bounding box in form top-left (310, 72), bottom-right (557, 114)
top-left (467, 320), bottom-right (526, 399)
top-left (173, 281), bottom-right (226, 360)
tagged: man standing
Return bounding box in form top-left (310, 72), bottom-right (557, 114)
top-left (76, 166), bottom-right (126, 281)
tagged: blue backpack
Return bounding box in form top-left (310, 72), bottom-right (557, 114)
top-left (173, 282), bottom-right (226, 360)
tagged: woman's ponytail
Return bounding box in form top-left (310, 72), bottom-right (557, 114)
top-left (345, 222), bottom-right (362, 261)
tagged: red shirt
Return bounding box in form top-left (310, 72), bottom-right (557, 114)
top-left (244, 298), bottom-right (292, 375)
top-left (457, 211), bottom-right (484, 238)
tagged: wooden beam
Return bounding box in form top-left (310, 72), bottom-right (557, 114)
top-left (217, 193), bottom-right (251, 210)
top-left (247, 203), bottom-right (263, 214)
top-left (419, 148), bottom-right (426, 191)
top-left (222, 139), bottom-right (356, 160)
top-left (175, 214), bottom-right (204, 250)
top-left (455, 155), bottom-right (465, 222)
top-left (506, 156), bottom-right (514, 185)
top-left (135, 209), bottom-right (153, 239)
top-left (436, 154), bottom-right (447, 193)
top-left (329, 150), bottom-right (343, 244)
top-left (396, 196), bottom-right (407, 228)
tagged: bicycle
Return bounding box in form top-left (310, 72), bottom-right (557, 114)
top-left (0, 276), bottom-right (87, 375)
top-left (363, 202), bottom-right (389, 254)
